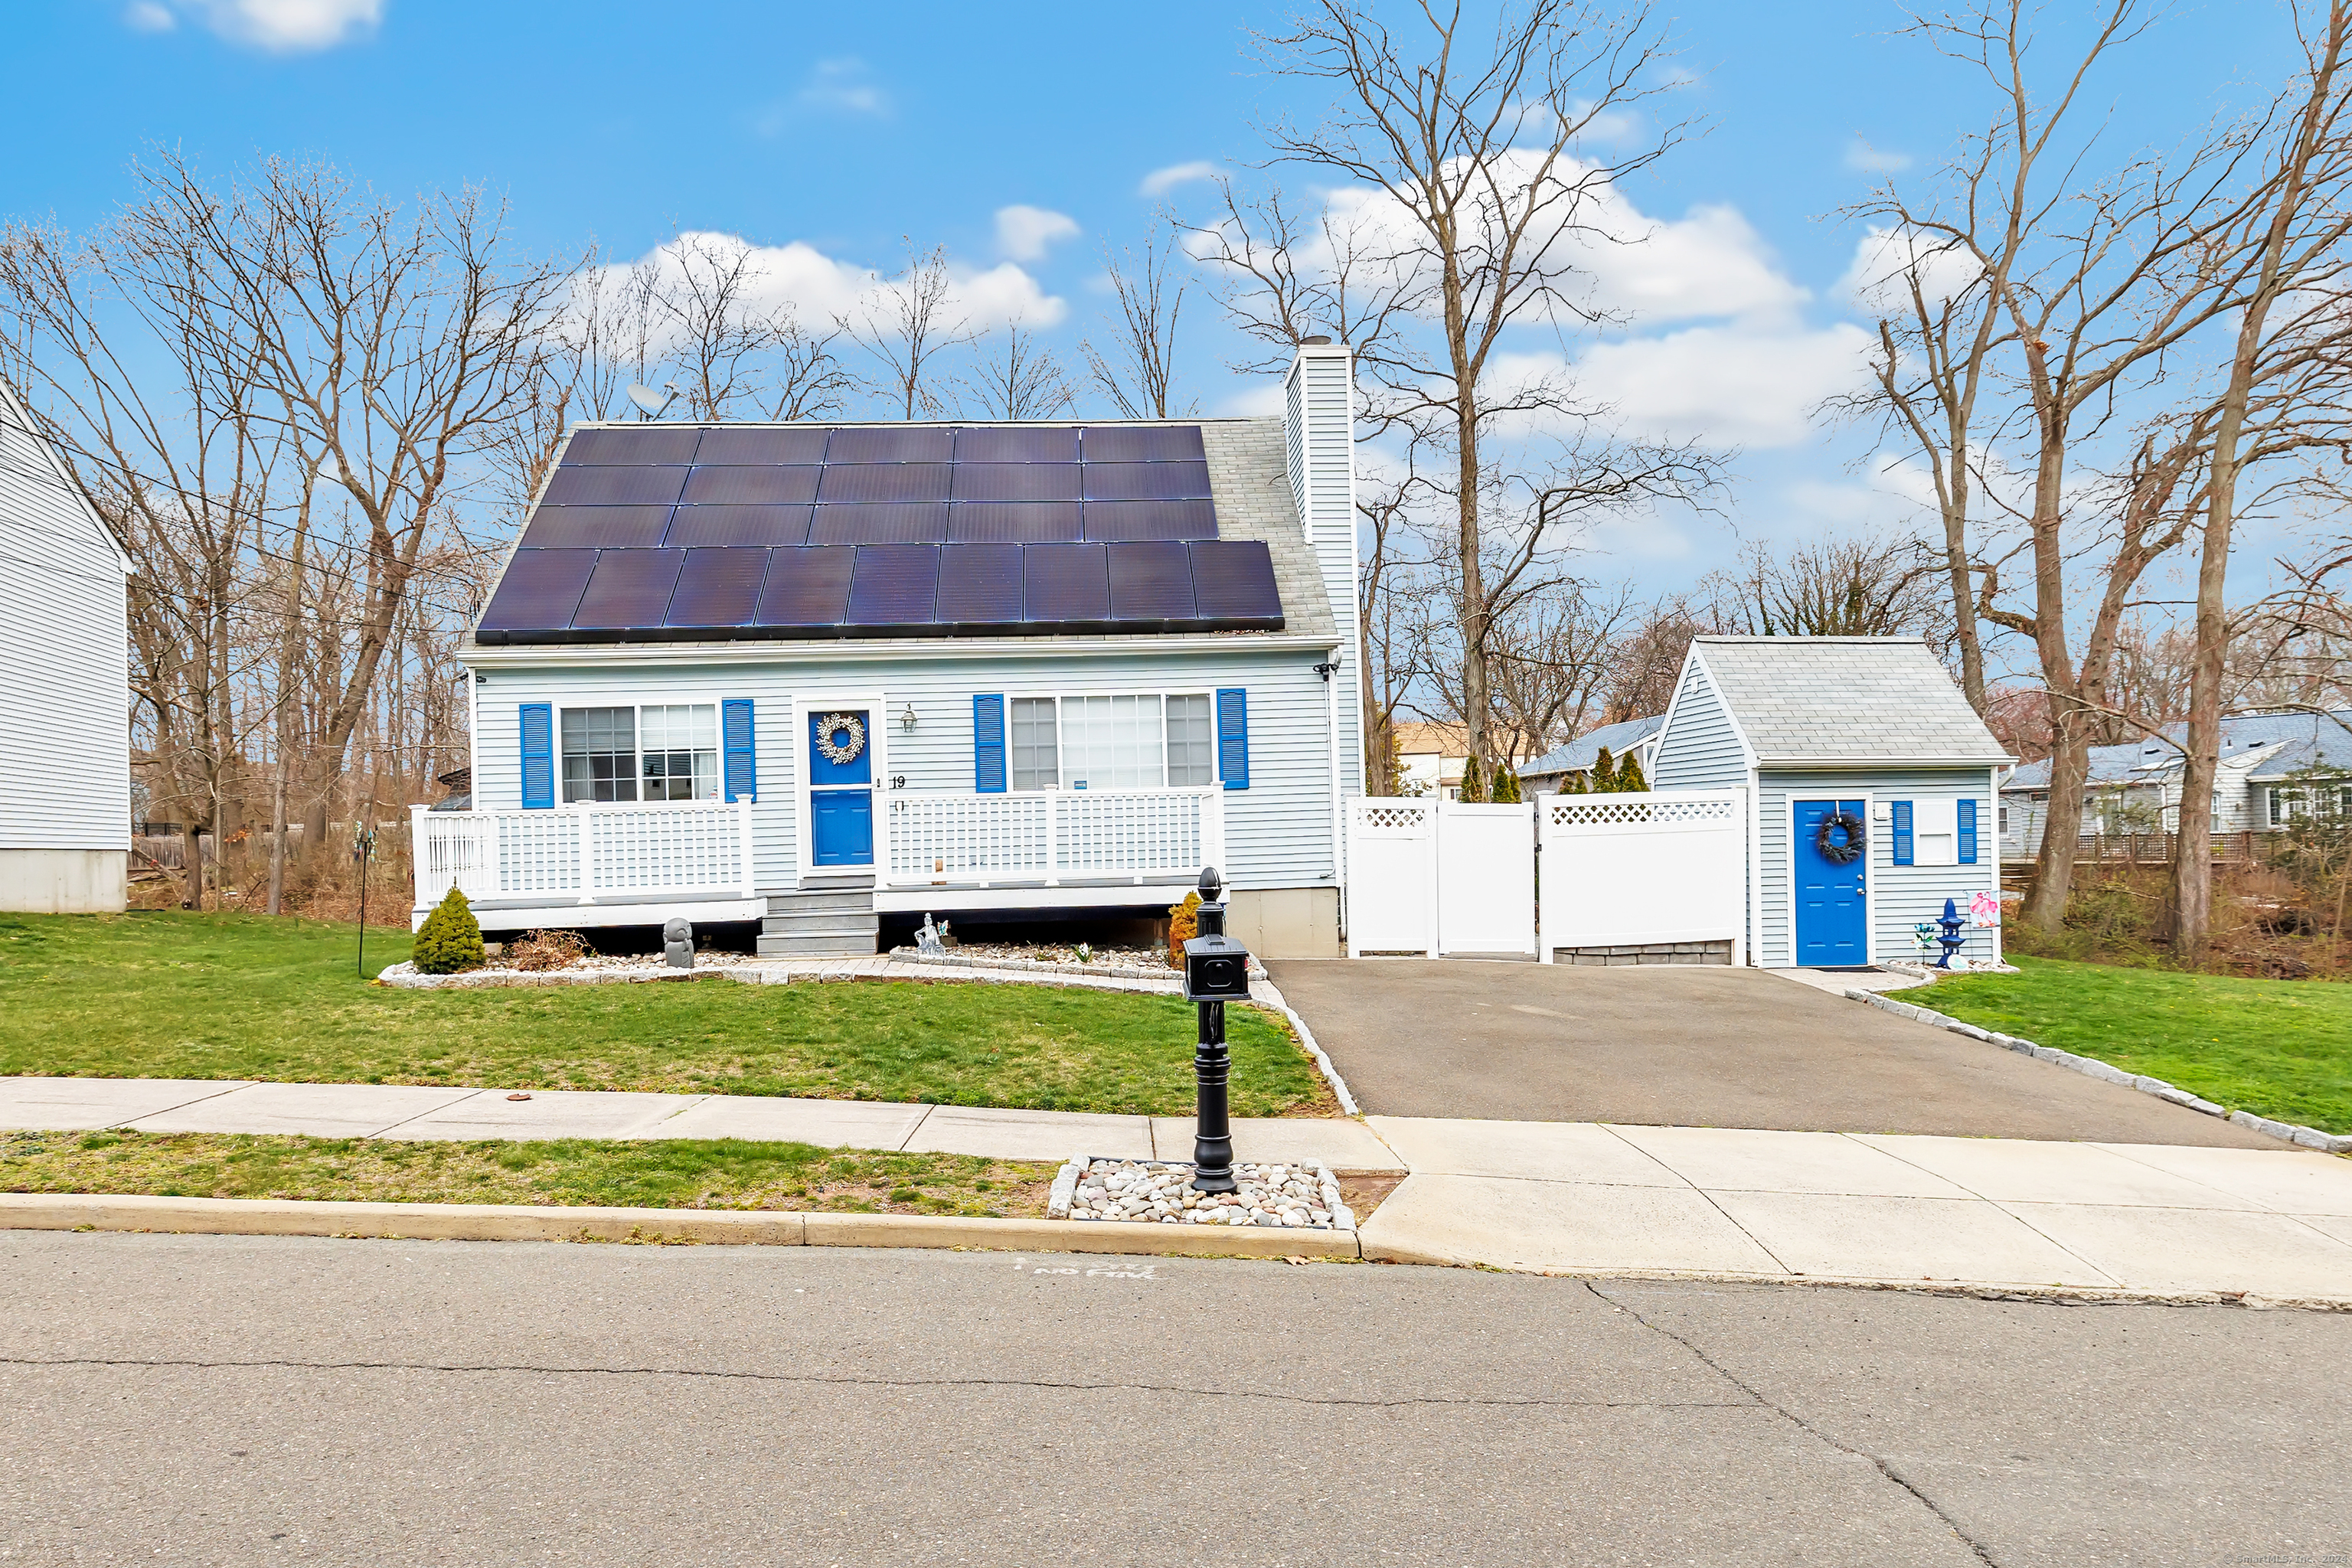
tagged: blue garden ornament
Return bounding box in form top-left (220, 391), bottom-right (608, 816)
top-left (1935, 897), bottom-right (1967, 969)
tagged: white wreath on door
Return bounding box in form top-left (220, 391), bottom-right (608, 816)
top-left (814, 712), bottom-right (867, 766)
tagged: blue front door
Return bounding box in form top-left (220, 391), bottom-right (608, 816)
top-left (808, 710), bottom-right (874, 867)
top-left (1794, 798), bottom-right (1868, 965)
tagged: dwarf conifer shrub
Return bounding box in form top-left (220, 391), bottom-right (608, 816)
top-left (1459, 754), bottom-right (1488, 802)
top-left (1167, 890), bottom-right (1202, 970)
top-left (1615, 754), bottom-right (1647, 792)
top-left (412, 887), bottom-right (486, 975)
top-left (1491, 765), bottom-right (1522, 803)
top-left (1591, 747), bottom-right (1617, 793)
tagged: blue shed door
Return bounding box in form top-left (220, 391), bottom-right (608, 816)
top-left (1794, 799), bottom-right (1868, 965)
top-left (808, 709), bottom-right (874, 867)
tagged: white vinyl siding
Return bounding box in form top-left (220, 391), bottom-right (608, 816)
top-left (472, 646), bottom-right (1342, 893)
top-left (1651, 659), bottom-right (1747, 792)
top-left (0, 378), bottom-right (131, 852)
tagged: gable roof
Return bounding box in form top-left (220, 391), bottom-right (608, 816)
top-left (2002, 709), bottom-right (2352, 791)
top-left (471, 417), bottom-right (1323, 648)
top-left (1521, 714), bottom-right (1664, 779)
top-left (1685, 636), bottom-right (2010, 765)
top-left (0, 372), bottom-right (131, 576)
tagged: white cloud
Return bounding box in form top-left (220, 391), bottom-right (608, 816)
top-left (1527, 320), bottom-right (1876, 449)
top-left (993, 205), bottom-right (1080, 263)
top-left (585, 231), bottom-right (1067, 351)
top-left (1836, 224), bottom-right (1982, 312)
top-left (1139, 160), bottom-right (1218, 198)
top-left (138, 0), bottom-right (382, 51)
top-left (797, 57), bottom-right (887, 116)
top-left (1844, 138), bottom-right (1913, 174)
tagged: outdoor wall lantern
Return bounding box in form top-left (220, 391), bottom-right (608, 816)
top-left (1183, 867), bottom-right (1252, 1194)
top-left (900, 703), bottom-right (918, 733)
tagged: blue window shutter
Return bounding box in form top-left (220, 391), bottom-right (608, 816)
top-left (1216, 688), bottom-right (1249, 790)
top-left (1891, 800), bottom-right (1914, 864)
top-left (723, 699), bottom-right (756, 802)
top-left (973, 694), bottom-right (1006, 793)
top-left (520, 704), bottom-right (554, 809)
top-left (1958, 799), bottom-right (1978, 864)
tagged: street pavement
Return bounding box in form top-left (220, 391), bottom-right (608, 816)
top-left (0, 1230), bottom-right (2346, 1566)
top-left (1266, 959), bottom-right (2278, 1145)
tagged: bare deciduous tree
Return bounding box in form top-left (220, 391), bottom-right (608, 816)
top-left (842, 244), bottom-right (975, 420)
top-left (959, 326), bottom-right (1076, 420)
top-left (1080, 233), bottom-right (1194, 420)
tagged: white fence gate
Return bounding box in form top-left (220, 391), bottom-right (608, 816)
top-left (1537, 790), bottom-right (1745, 964)
top-left (1344, 799), bottom-right (1537, 959)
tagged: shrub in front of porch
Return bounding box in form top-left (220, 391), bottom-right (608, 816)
top-left (412, 888), bottom-right (486, 975)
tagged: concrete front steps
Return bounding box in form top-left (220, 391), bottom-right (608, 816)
top-left (757, 884), bottom-right (880, 958)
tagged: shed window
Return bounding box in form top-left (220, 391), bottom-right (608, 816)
top-left (560, 704), bottom-right (720, 804)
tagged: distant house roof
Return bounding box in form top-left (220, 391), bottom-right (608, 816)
top-left (1390, 721), bottom-right (1468, 758)
top-left (1687, 636), bottom-right (2011, 765)
top-left (2002, 709), bottom-right (2352, 791)
top-left (472, 418), bottom-right (1322, 647)
top-left (1521, 715), bottom-right (1664, 779)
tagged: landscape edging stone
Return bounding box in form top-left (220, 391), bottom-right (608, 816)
top-left (1845, 988), bottom-right (2352, 1155)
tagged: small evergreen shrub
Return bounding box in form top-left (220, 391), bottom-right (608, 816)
top-left (1459, 754), bottom-right (1488, 802)
top-left (1167, 890), bottom-right (1202, 970)
top-left (1591, 748), bottom-right (1616, 793)
top-left (411, 887), bottom-right (486, 974)
top-left (1491, 765), bottom-right (1522, 803)
top-left (1615, 753), bottom-right (1648, 792)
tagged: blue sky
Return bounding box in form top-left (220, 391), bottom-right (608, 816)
top-left (2, 0), bottom-right (2305, 614)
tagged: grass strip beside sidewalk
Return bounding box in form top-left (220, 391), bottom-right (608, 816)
top-left (0, 1129), bottom-right (1056, 1218)
top-left (0, 912), bottom-right (1334, 1117)
top-left (1931, 956), bottom-right (2352, 1136)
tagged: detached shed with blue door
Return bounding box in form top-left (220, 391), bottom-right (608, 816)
top-left (1648, 636), bottom-right (2012, 969)
top-left (418, 340), bottom-right (1364, 959)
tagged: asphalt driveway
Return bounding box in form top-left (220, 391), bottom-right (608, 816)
top-left (1266, 960), bottom-right (2275, 1146)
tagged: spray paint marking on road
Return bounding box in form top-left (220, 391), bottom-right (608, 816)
top-left (1011, 1256), bottom-right (1160, 1281)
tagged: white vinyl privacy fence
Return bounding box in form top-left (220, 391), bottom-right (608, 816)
top-left (1537, 791), bottom-right (1745, 964)
top-left (1344, 799), bottom-right (1536, 958)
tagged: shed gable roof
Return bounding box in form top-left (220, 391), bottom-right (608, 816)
top-left (1687, 636), bottom-right (2008, 764)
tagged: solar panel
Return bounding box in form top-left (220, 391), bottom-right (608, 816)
top-left (571, 548), bottom-right (685, 630)
top-left (952, 462), bottom-right (1081, 502)
top-left (662, 505), bottom-right (812, 548)
top-left (1080, 500), bottom-right (1218, 541)
top-left (477, 549), bottom-right (598, 636)
top-left (955, 426), bottom-right (1080, 462)
top-left (520, 505), bottom-right (675, 548)
top-left (818, 462), bottom-right (952, 504)
top-left (1023, 543), bottom-right (1110, 623)
top-left (692, 426), bottom-right (829, 465)
top-left (1081, 426), bottom-right (1207, 463)
top-left (681, 465), bottom-right (821, 505)
top-left (1082, 460), bottom-right (1214, 501)
top-left (562, 426), bottom-right (704, 466)
top-left (665, 547), bottom-right (769, 629)
top-left (1187, 540), bottom-right (1284, 625)
top-left (542, 465), bottom-right (689, 507)
top-left (1107, 541), bottom-right (1197, 622)
top-left (933, 544), bottom-right (1025, 625)
top-left (826, 426), bottom-right (953, 463)
top-left (847, 543), bottom-right (942, 625)
top-left (755, 546), bottom-right (855, 626)
top-left (946, 502), bottom-right (1083, 543)
top-left (808, 503), bottom-right (949, 545)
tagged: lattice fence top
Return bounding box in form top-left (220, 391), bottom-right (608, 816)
top-left (1546, 795), bottom-right (1738, 830)
top-left (1352, 802), bottom-right (1435, 831)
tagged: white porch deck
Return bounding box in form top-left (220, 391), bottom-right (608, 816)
top-left (410, 788), bottom-right (1225, 929)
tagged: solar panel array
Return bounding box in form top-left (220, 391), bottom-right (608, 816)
top-left (476, 423), bottom-right (1286, 642)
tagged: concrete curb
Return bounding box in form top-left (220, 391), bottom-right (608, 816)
top-left (0, 1192), bottom-right (1362, 1260)
top-left (1845, 988), bottom-right (2352, 1155)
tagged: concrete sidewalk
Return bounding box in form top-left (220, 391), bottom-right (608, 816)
top-left (1357, 1116), bottom-right (2352, 1303)
top-left (0, 1076), bottom-right (1405, 1171)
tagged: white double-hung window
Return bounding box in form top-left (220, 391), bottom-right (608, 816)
top-left (560, 704), bottom-right (720, 803)
top-left (1005, 693), bottom-right (1216, 790)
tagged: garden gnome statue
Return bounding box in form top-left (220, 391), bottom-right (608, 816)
top-left (662, 917), bottom-right (693, 969)
top-left (916, 914), bottom-right (946, 957)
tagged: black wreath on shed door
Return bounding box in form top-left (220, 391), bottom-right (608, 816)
top-left (1815, 809), bottom-right (1866, 865)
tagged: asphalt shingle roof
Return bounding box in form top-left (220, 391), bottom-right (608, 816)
top-left (2002, 709), bottom-right (2352, 790)
top-left (1522, 714), bottom-right (1664, 777)
top-left (1691, 636), bottom-right (2011, 764)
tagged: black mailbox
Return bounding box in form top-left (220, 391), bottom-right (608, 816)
top-left (1183, 933), bottom-right (1253, 1001)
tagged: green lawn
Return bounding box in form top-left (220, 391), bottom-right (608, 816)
top-left (1932, 956), bottom-right (2352, 1135)
top-left (0, 1128), bottom-right (1053, 1217)
top-left (0, 912), bottom-right (1331, 1117)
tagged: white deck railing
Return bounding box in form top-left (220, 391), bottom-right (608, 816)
top-left (882, 788), bottom-right (1224, 889)
top-left (410, 800), bottom-right (756, 910)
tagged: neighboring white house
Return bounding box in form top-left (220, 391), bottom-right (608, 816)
top-left (0, 375), bottom-right (130, 913)
top-left (1388, 721), bottom-right (1467, 797)
top-left (1648, 636), bottom-right (2011, 969)
top-left (1999, 708), bottom-right (2352, 858)
top-left (1520, 714), bottom-right (1664, 795)
top-left (416, 341), bottom-right (1364, 959)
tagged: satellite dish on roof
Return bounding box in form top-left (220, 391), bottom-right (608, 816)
top-left (626, 382), bottom-right (681, 421)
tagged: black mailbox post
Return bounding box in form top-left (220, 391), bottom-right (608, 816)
top-left (1182, 867), bottom-right (1247, 1193)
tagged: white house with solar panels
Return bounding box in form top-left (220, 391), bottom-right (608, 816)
top-left (413, 340), bottom-right (1362, 958)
